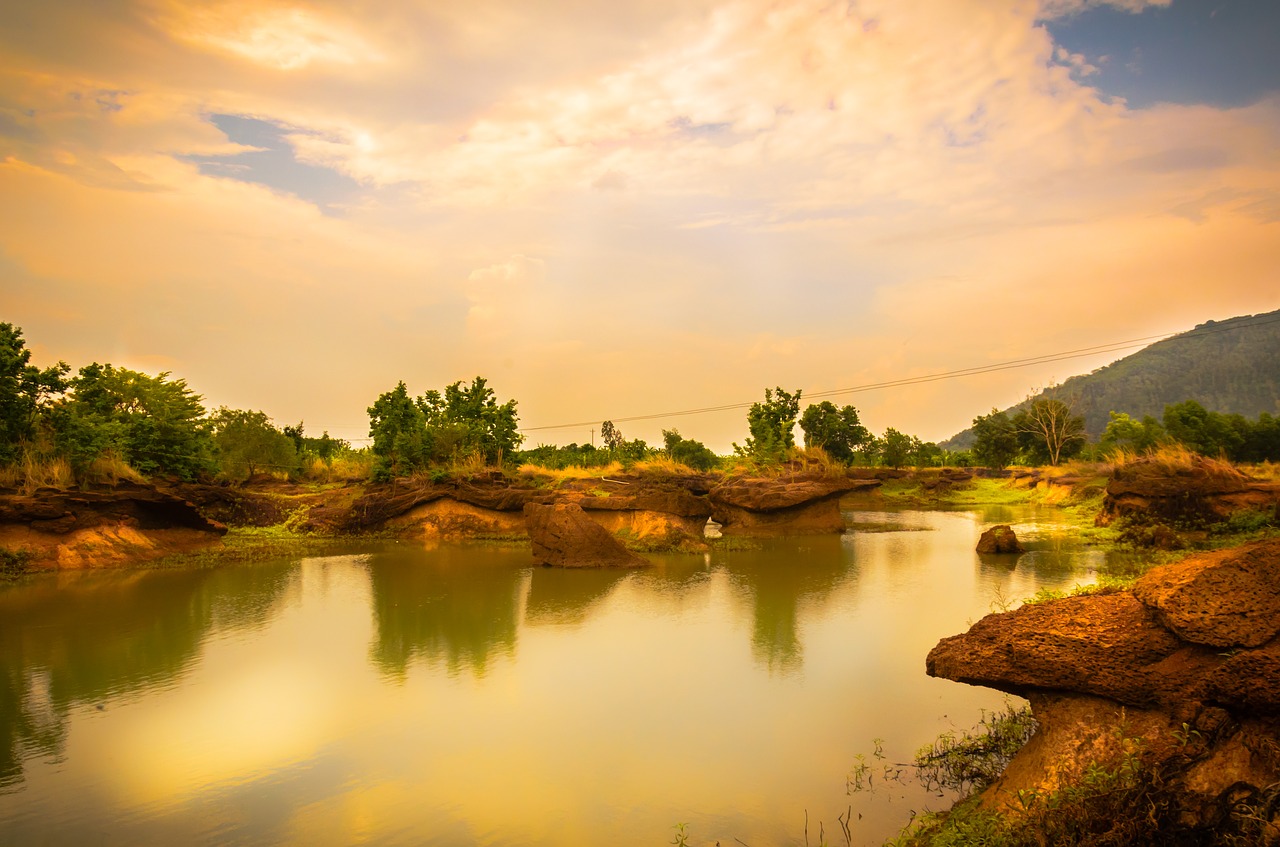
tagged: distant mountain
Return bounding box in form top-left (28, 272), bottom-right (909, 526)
top-left (941, 309), bottom-right (1280, 450)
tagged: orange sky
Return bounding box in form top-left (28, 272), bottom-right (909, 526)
top-left (2, 0), bottom-right (1277, 451)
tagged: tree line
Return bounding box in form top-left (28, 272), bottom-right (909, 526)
top-left (3, 321), bottom-right (1278, 488)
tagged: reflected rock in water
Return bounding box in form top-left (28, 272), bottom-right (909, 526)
top-left (0, 562), bottom-right (295, 788)
top-left (366, 546), bottom-right (525, 679)
top-left (525, 567), bottom-right (629, 627)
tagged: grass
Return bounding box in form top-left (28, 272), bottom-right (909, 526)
top-left (149, 526), bottom-right (369, 570)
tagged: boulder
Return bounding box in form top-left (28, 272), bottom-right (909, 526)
top-left (976, 524), bottom-right (1024, 554)
top-left (1133, 539), bottom-right (1280, 648)
top-left (522, 503), bottom-right (649, 568)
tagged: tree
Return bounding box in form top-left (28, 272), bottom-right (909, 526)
top-left (735, 387), bottom-right (801, 463)
top-left (368, 381), bottom-right (430, 481)
top-left (1012, 390), bottom-right (1085, 466)
top-left (1099, 411), bottom-right (1165, 456)
top-left (210, 408), bottom-right (297, 480)
top-left (600, 420), bottom-right (623, 452)
top-left (878, 428), bottom-right (917, 469)
top-left (0, 323), bottom-right (68, 463)
top-left (971, 409), bottom-right (1018, 469)
top-left (661, 429), bottom-right (718, 471)
top-left (799, 401), bottom-right (870, 464)
top-left (1162, 400), bottom-right (1243, 458)
top-left (50, 363), bottom-right (214, 480)
top-left (419, 376), bottom-right (522, 465)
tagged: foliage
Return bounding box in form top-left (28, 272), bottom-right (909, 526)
top-left (971, 409), bottom-right (1018, 470)
top-left (799, 401), bottom-right (871, 464)
top-left (877, 428), bottom-right (918, 469)
top-left (518, 437), bottom-right (653, 470)
top-left (913, 702), bottom-right (1040, 797)
top-left (1099, 410), bottom-right (1166, 456)
top-left (943, 309), bottom-right (1280, 448)
top-left (210, 407), bottom-right (298, 480)
top-left (419, 376), bottom-right (522, 465)
top-left (367, 381), bottom-right (431, 481)
top-left (0, 322), bottom-right (69, 464)
top-left (50, 363), bottom-right (215, 481)
top-left (661, 428), bottom-right (718, 471)
top-left (1012, 390), bottom-right (1086, 466)
top-left (0, 547), bottom-right (33, 579)
top-left (600, 420), bottom-right (623, 452)
top-left (735, 386), bottom-right (801, 463)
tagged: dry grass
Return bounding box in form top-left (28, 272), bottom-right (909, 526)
top-left (630, 456), bottom-right (700, 476)
top-left (83, 451), bottom-right (146, 486)
top-left (516, 461), bottom-right (624, 485)
top-left (297, 451), bottom-right (373, 483)
top-left (1111, 443), bottom-right (1247, 480)
top-left (0, 454), bottom-right (76, 493)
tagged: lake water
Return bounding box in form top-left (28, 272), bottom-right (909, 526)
top-left (0, 507), bottom-right (1110, 846)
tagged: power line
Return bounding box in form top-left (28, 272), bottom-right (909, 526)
top-left (518, 312), bottom-right (1280, 433)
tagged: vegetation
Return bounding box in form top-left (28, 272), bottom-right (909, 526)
top-left (734, 386), bottom-right (801, 463)
top-left (945, 309), bottom-right (1280, 448)
top-left (799, 401), bottom-right (871, 463)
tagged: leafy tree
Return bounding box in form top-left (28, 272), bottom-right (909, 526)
top-left (661, 429), bottom-right (718, 471)
top-left (368, 381), bottom-right (431, 481)
top-left (1162, 399), bottom-right (1243, 458)
top-left (735, 387), bottom-right (801, 463)
top-left (210, 408), bottom-right (298, 480)
top-left (0, 323), bottom-right (69, 463)
top-left (600, 420), bottom-right (623, 452)
top-left (799, 401), bottom-right (870, 464)
top-left (878, 427), bottom-right (917, 469)
top-left (49, 363), bottom-right (214, 480)
top-left (419, 376), bottom-right (522, 465)
top-left (1012, 391), bottom-right (1086, 466)
top-left (1099, 411), bottom-right (1165, 456)
top-left (971, 409), bottom-right (1019, 470)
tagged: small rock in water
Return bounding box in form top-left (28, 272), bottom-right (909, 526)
top-left (976, 524), bottom-right (1024, 554)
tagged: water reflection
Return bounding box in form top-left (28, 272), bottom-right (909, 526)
top-left (720, 536), bottom-right (858, 674)
top-left (365, 545), bottom-right (528, 679)
top-left (524, 567), bottom-right (629, 627)
top-left (0, 562), bottom-right (295, 789)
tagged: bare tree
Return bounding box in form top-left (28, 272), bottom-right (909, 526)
top-left (1013, 386), bottom-right (1085, 466)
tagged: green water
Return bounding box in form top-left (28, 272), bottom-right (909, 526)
top-left (0, 509), bottom-right (1109, 846)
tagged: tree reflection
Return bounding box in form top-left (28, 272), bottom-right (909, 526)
top-left (0, 562), bottom-right (294, 789)
top-left (366, 546), bottom-right (527, 679)
top-left (722, 536), bottom-right (857, 675)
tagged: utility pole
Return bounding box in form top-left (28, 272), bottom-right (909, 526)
top-left (590, 428), bottom-right (595, 447)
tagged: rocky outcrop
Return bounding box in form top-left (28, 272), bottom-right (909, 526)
top-left (927, 538), bottom-right (1280, 822)
top-left (976, 524), bottom-right (1024, 554)
top-left (339, 472), bottom-right (875, 544)
top-left (523, 503), bottom-right (649, 568)
top-left (1100, 455), bottom-right (1280, 525)
top-left (708, 474), bottom-right (877, 535)
top-left (0, 483), bottom-right (226, 568)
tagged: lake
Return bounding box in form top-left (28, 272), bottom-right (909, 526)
top-left (0, 507), bottom-right (1109, 846)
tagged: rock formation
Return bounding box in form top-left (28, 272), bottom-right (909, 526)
top-left (523, 503), bottom-right (649, 568)
top-left (927, 538), bottom-right (1280, 825)
top-left (1100, 455), bottom-right (1280, 525)
top-left (0, 482), bottom-right (226, 568)
top-left (976, 524), bottom-right (1024, 554)
top-left (708, 474), bottom-right (877, 534)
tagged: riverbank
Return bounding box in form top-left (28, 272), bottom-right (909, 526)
top-left (2, 456), bottom-right (1278, 576)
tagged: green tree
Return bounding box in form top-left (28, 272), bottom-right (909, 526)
top-left (51, 363), bottom-right (214, 480)
top-left (419, 376), bottom-right (522, 465)
top-left (878, 428), bottom-right (916, 469)
top-left (600, 420), bottom-right (623, 452)
top-left (734, 387), bottom-right (801, 463)
top-left (1099, 411), bottom-right (1165, 456)
top-left (1162, 399), bottom-right (1243, 458)
top-left (210, 408), bottom-right (298, 480)
top-left (368, 381), bottom-right (431, 481)
top-left (661, 429), bottom-right (718, 471)
top-left (1012, 391), bottom-right (1086, 466)
top-left (799, 401), bottom-right (870, 464)
top-left (0, 323), bottom-right (69, 463)
top-left (971, 409), bottom-right (1019, 469)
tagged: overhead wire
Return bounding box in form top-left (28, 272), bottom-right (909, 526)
top-left (516, 312), bottom-right (1280, 433)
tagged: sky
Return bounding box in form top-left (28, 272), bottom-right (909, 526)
top-left (2, 0), bottom-right (1278, 453)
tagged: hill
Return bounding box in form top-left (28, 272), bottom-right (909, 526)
top-left (942, 309), bottom-right (1280, 450)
